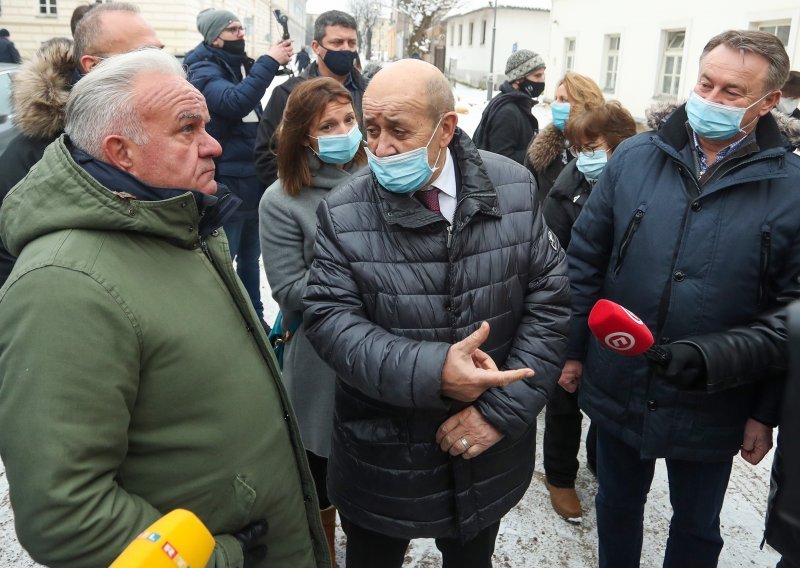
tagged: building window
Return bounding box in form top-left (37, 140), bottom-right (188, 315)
top-left (458, 24), bottom-right (463, 46)
top-left (39, 0), bottom-right (57, 15)
top-left (481, 19), bottom-right (487, 45)
top-left (564, 37), bottom-right (576, 73)
top-left (469, 22), bottom-right (474, 46)
top-left (450, 24), bottom-right (454, 46)
top-left (659, 30), bottom-right (685, 97)
top-left (754, 20), bottom-right (791, 47)
top-left (603, 35), bottom-right (620, 92)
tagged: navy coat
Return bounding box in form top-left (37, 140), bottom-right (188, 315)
top-left (568, 106), bottom-right (800, 461)
top-left (185, 43), bottom-right (280, 215)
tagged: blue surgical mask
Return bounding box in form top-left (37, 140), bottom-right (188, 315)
top-left (576, 150), bottom-right (607, 180)
top-left (309, 124), bottom-right (362, 164)
top-left (686, 90), bottom-right (770, 140)
top-left (551, 102), bottom-right (571, 132)
top-left (365, 118), bottom-right (443, 193)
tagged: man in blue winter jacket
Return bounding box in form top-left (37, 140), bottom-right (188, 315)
top-left (565, 29), bottom-right (800, 567)
top-left (185, 9), bottom-right (292, 327)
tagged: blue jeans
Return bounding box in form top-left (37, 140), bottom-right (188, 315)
top-left (224, 217), bottom-right (263, 319)
top-left (595, 426), bottom-right (733, 568)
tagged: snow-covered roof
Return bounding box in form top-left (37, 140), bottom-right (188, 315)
top-left (442, 0), bottom-right (551, 21)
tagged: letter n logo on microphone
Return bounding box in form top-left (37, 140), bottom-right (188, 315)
top-left (604, 332), bottom-right (636, 352)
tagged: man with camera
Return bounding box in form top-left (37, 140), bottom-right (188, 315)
top-left (254, 10), bottom-right (366, 190)
top-left (184, 8), bottom-right (292, 330)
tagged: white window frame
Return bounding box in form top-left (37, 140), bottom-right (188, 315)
top-left (602, 34), bottom-right (621, 93)
top-left (39, 0), bottom-right (57, 15)
top-left (657, 29), bottom-right (685, 98)
top-left (564, 37), bottom-right (576, 73)
top-left (754, 20), bottom-right (791, 47)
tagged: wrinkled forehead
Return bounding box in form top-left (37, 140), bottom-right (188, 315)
top-left (134, 73), bottom-right (209, 122)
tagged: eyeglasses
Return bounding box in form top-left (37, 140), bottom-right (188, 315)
top-left (569, 146), bottom-right (604, 158)
top-left (223, 25), bottom-right (246, 34)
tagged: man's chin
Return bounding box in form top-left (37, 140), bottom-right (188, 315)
top-left (197, 180), bottom-right (218, 195)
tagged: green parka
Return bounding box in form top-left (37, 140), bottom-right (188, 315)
top-left (0, 137), bottom-right (329, 568)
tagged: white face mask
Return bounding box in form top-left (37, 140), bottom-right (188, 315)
top-left (777, 97), bottom-right (799, 115)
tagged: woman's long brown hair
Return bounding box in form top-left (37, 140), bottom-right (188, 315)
top-left (275, 77), bottom-right (366, 196)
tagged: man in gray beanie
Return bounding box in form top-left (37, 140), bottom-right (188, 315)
top-left (184, 9), bottom-right (293, 329)
top-left (472, 48), bottom-right (546, 164)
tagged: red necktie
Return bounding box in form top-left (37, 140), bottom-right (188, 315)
top-left (417, 187), bottom-right (441, 213)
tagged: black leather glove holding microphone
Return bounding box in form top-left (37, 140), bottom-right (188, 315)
top-left (652, 342), bottom-right (707, 389)
top-left (233, 519), bottom-right (269, 567)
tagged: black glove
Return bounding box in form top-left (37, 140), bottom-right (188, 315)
top-left (653, 343), bottom-right (706, 389)
top-left (233, 519), bottom-right (268, 568)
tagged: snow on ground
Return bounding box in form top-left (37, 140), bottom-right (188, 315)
top-left (0, 82), bottom-right (782, 567)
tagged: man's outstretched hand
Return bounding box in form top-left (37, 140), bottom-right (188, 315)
top-left (440, 322), bottom-right (534, 402)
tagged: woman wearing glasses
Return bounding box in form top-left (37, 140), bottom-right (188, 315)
top-left (541, 100), bottom-right (637, 524)
top-left (259, 77), bottom-right (366, 566)
top-left (526, 72), bottom-right (604, 204)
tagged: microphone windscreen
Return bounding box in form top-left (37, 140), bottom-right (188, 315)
top-left (588, 299), bottom-right (654, 356)
top-left (110, 509), bottom-right (214, 568)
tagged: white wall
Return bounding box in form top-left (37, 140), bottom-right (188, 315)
top-left (549, 0), bottom-right (800, 121)
top-left (444, 8), bottom-right (551, 88)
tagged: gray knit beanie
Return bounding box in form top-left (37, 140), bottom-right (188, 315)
top-left (197, 8), bottom-right (239, 44)
top-left (505, 49), bottom-right (545, 82)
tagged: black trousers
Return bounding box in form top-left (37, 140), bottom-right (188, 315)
top-left (306, 450), bottom-right (330, 509)
top-left (339, 515), bottom-right (501, 568)
top-left (543, 386), bottom-right (596, 487)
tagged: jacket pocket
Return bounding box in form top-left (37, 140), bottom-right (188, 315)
top-left (758, 225), bottom-right (771, 306)
top-left (614, 207), bottom-right (646, 275)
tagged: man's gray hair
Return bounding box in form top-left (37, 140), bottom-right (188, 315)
top-left (701, 30), bottom-right (790, 93)
top-left (65, 49), bottom-right (185, 159)
top-left (73, 2), bottom-right (140, 66)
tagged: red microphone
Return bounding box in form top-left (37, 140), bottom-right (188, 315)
top-left (588, 299), bottom-right (670, 364)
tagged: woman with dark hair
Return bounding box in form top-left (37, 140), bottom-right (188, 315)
top-left (259, 76), bottom-right (366, 566)
top-left (542, 100), bottom-right (637, 523)
top-left (525, 72), bottom-right (604, 203)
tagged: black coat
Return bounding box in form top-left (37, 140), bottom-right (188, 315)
top-left (542, 160), bottom-right (592, 249)
top-left (765, 302), bottom-right (800, 563)
top-left (0, 37), bottom-right (20, 63)
top-left (568, 107), bottom-right (800, 461)
top-left (253, 62), bottom-right (366, 187)
top-left (303, 129), bottom-right (570, 541)
top-left (473, 82), bottom-right (538, 165)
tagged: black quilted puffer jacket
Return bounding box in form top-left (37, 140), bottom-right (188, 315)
top-left (303, 129), bottom-right (570, 541)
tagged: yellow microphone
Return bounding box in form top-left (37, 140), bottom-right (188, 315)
top-left (110, 509), bottom-right (214, 568)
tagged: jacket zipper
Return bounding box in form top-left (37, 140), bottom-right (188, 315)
top-left (613, 209), bottom-right (644, 275)
top-left (759, 228), bottom-right (772, 306)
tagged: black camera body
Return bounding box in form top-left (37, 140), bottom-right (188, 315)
top-left (273, 9), bottom-right (290, 41)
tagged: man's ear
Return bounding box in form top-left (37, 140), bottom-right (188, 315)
top-left (102, 135), bottom-right (135, 171)
top-left (310, 39), bottom-right (322, 57)
top-left (80, 55), bottom-right (99, 73)
top-left (211, 37), bottom-right (224, 48)
top-left (438, 111), bottom-right (459, 148)
top-left (759, 91), bottom-right (782, 116)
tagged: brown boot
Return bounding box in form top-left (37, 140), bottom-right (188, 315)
top-left (545, 480), bottom-right (583, 523)
top-left (320, 506), bottom-right (337, 567)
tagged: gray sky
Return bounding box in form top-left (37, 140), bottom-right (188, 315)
top-left (306, 0), bottom-right (350, 14)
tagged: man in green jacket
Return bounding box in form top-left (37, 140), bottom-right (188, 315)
top-left (0, 49), bottom-right (328, 568)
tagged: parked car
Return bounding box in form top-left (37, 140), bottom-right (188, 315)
top-left (0, 63), bottom-right (20, 156)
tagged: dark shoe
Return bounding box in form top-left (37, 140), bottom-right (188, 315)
top-left (545, 480), bottom-right (583, 523)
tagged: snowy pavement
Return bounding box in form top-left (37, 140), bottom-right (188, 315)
top-left (0, 81), bottom-right (783, 567)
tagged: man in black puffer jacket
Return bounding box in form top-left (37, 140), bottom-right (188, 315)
top-left (303, 59), bottom-right (570, 567)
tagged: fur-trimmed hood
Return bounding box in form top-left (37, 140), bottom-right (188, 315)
top-left (526, 123), bottom-right (567, 173)
top-left (645, 100), bottom-right (800, 149)
top-left (12, 37), bottom-right (75, 140)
